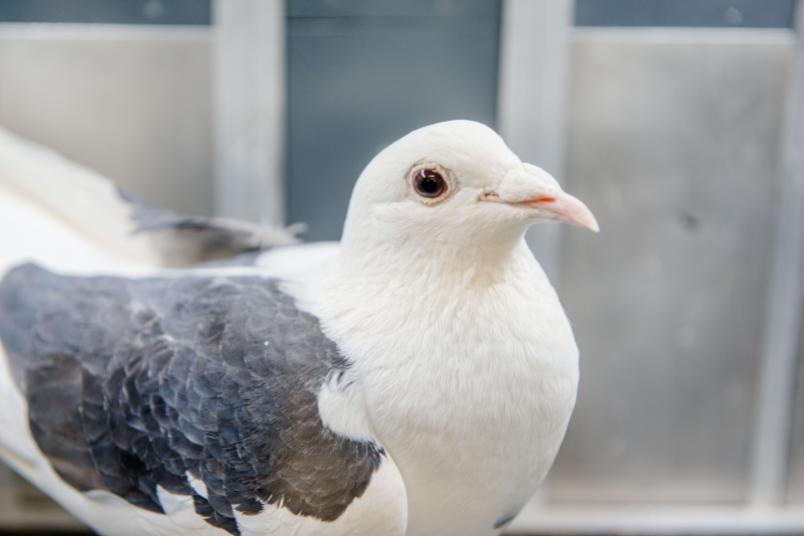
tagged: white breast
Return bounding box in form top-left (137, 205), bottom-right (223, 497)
top-left (305, 241), bottom-right (579, 536)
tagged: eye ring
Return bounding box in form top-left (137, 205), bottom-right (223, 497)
top-left (412, 167), bottom-right (449, 201)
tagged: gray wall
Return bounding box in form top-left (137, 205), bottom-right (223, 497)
top-left (0, 25), bottom-right (213, 216)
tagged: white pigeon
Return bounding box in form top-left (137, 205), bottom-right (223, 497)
top-left (0, 120), bottom-right (597, 536)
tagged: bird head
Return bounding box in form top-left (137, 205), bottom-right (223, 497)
top-left (341, 120), bottom-right (597, 262)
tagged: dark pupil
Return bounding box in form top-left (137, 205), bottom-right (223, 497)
top-left (416, 170), bottom-right (444, 197)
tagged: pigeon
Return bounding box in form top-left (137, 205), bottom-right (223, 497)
top-left (0, 120), bottom-right (597, 536)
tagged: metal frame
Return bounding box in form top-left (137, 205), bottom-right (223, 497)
top-left (751, 0), bottom-right (804, 507)
top-left (497, 0), bottom-right (573, 281)
top-left (510, 506), bottom-right (804, 535)
top-left (213, 0), bottom-right (286, 225)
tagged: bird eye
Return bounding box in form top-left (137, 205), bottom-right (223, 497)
top-left (413, 168), bottom-right (448, 199)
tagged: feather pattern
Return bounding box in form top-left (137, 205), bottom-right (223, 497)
top-left (0, 264), bottom-right (384, 535)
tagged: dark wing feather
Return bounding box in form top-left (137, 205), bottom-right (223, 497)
top-left (119, 188), bottom-right (299, 267)
top-left (0, 264), bottom-right (383, 536)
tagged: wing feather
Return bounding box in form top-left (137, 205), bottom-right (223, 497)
top-left (0, 264), bottom-right (398, 536)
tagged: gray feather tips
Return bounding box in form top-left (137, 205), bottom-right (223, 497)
top-left (118, 188), bottom-right (303, 267)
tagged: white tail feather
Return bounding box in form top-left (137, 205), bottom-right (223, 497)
top-left (0, 127), bottom-right (159, 272)
top-left (0, 127), bottom-right (302, 273)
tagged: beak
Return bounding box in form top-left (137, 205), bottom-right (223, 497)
top-left (519, 191), bottom-right (599, 232)
top-left (483, 165), bottom-right (599, 233)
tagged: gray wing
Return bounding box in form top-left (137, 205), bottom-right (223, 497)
top-left (0, 264), bottom-right (383, 536)
top-left (119, 189), bottom-right (301, 267)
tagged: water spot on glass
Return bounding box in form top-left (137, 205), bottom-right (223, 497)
top-left (679, 210), bottom-right (701, 233)
top-left (724, 7), bottom-right (743, 25)
top-left (143, 0), bottom-right (165, 20)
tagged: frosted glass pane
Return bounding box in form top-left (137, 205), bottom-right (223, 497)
top-left (550, 32), bottom-right (793, 504)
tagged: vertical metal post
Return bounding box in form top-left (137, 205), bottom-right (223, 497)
top-left (213, 0), bottom-right (286, 224)
top-left (751, 1), bottom-right (804, 506)
top-left (497, 0), bottom-right (573, 280)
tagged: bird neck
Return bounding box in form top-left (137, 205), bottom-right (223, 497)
top-left (339, 225), bottom-right (530, 291)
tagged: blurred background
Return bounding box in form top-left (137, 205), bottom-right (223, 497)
top-left (1, 0), bottom-right (804, 534)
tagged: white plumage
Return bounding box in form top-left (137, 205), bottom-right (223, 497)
top-left (0, 121), bottom-right (596, 536)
